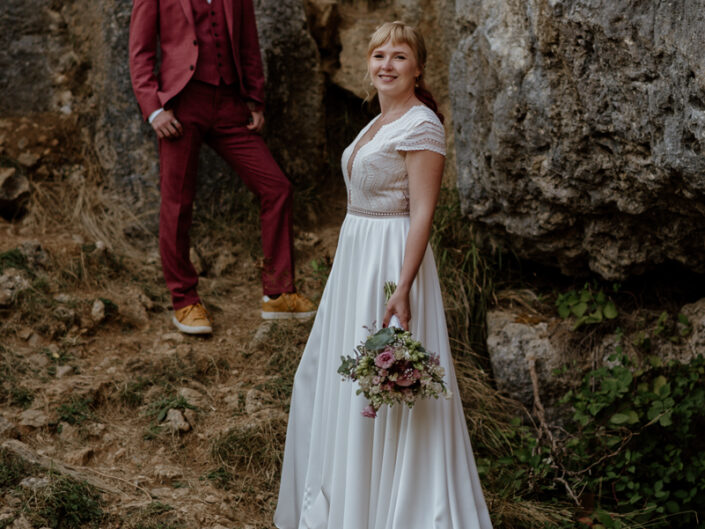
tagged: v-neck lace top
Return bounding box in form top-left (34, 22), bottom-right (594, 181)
top-left (341, 105), bottom-right (446, 218)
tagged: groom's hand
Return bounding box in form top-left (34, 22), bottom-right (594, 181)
top-left (152, 109), bottom-right (183, 140)
top-left (247, 109), bottom-right (265, 132)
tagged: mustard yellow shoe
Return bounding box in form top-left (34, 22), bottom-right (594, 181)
top-left (172, 303), bottom-right (213, 334)
top-left (261, 293), bottom-right (316, 320)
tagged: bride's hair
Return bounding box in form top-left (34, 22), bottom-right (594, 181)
top-left (366, 21), bottom-right (444, 124)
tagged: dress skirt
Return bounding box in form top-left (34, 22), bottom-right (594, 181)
top-left (274, 213), bottom-right (493, 529)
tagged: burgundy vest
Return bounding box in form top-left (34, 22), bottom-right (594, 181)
top-left (191, 0), bottom-right (238, 86)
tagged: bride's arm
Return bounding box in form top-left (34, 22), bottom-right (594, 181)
top-left (383, 149), bottom-right (445, 329)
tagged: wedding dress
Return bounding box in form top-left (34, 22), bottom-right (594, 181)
top-left (275, 105), bottom-right (493, 529)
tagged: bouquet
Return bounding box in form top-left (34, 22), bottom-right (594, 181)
top-left (337, 282), bottom-right (450, 418)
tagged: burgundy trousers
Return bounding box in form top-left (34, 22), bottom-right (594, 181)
top-left (158, 80), bottom-right (295, 310)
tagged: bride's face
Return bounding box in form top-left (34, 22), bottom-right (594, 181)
top-left (368, 40), bottom-right (421, 100)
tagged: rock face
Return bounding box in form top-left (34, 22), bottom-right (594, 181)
top-left (0, 167), bottom-right (30, 219)
top-left (450, 0), bottom-right (705, 279)
top-left (1, 0), bottom-right (325, 224)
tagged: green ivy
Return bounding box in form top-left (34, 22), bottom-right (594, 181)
top-left (562, 352), bottom-right (705, 528)
top-left (556, 283), bottom-right (619, 329)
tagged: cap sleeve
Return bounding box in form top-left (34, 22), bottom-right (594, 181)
top-left (396, 118), bottom-right (446, 156)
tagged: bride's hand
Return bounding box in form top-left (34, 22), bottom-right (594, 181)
top-left (383, 289), bottom-right (411, 330)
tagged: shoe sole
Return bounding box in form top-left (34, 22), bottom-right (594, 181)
top-left (172, 316), bottom-right (212, 334)
top-left (261, 310), bottom-right (316, 320)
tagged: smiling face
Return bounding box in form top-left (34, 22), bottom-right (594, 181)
top-left (368, 39), bottom-right (422, 101)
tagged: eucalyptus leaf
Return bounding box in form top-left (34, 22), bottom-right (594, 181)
top-left (365, 327), bottom-right (395, 350)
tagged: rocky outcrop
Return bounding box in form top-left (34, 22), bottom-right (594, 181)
top-left (451, 0), bottom-right (705, 279)
top-left (0, 167), bottom-right (30, 219)
top-left (1, 0), bottom-right (325, 225)
top-left (487, 294), bottom-right (705, 411)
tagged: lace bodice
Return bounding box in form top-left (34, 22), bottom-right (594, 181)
top-left (341, 105), bottom-right (446, 217)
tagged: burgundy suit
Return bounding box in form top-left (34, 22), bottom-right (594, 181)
top-left (129, 0), bottom-right (295, 310)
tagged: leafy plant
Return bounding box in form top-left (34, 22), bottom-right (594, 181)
top-left (0, 248), bottom-right (28, 275)
top-left (24, 475), bottom-right (103, 529)
top-left (145, 394), bottom-right (196, 423)
top-left (556, 282), bottom-right (619, 329)
top-left (56, 396), bottom-right (94, 425)
top-left (561, 353), bottom-right (705, 528)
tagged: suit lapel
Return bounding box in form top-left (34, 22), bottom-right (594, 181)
top-left (223, 0), bottom-right (236, 49)
top-left (178, 0), bottom-right (196, 30)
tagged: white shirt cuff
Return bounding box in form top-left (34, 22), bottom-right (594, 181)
top-left (148, 108), bottom-right (164, 124)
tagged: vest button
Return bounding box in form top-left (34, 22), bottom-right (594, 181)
top-left (192, 40), bottom-right (197, 46)
top-left (189, 65), bottom-right (194, 70)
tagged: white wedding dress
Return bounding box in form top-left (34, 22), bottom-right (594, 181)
top-left (275, 105), bottom-right (493, 529)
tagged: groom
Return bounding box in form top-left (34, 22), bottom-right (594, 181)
top-left (129, 0), bottom-right (315, 334)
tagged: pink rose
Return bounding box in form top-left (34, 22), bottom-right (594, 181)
top-left (362, 405), bottom-right (377, 418)
top-left (396, 369), bottom-right (421, 387)
top-left (375, 350), bottom-right (395, 369)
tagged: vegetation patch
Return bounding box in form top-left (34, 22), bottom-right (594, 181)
top-left (0, 448), bottom-right (35, 491)
top-left (22, 475), bottom-right (103, 529)
top-left (56, 396), bottom-right (95, 426)
top-left (562, 353), bottom-right (705, 528)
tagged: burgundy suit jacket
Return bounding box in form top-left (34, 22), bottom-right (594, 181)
top-left (128, 0), bottom-right (266, 121)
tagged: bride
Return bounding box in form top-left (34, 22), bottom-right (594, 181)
top-left (274, 21), bottom-right (493, 529)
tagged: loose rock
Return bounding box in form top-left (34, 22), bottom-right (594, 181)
top-left (18, 409), bottom-right (49, 429)
top-left (91, 299), bottom-right (105, 324)
top-left (165, 409), bottom-right (190, 433)
top-left (0, 268), bottom-right (30, 306)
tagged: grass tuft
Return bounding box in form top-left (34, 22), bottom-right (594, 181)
top-left (23, 475), bottom-right (103, 529)
top-left (0, 448), bottom-right (34, 491)
top-left (210, 418), bottom-right (286, 488)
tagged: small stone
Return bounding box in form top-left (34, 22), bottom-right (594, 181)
top-left (55, 365), bottom-right (73, 378)
top-left (58, 421), bottom-right (79, 442)
top-left (249, 322), bottom-right (273, 350)
top-left (177, 387), bottom-right (207, 409)
top-left (162, 332), bottom-right (185, 344)
top-left (17, 327), bottom-right (32, 340)
top-left (54, 293), bottom-right (71, 304)
top-left (9, 514), bottom-right (33, 529)
top-left (165, 409), bottom-right (190, 433)
top-left (84, 422), bottom-right (106, 439)
top-left (204, 495), bottom-right (219, 504)
top-left (19, 240), bottom-right (48, 268)
top-left (245, 389), bottom-right (269, 415)
top-left (0, 268), bottom-right (30, 307)
top-left (35, 165), bottom-right (50, 178)
top-left (27, 353), bottom-right (48, 368)
top-left (19, 409), bottom-right (49, 429)
top-left (53, 305), bottom-right (76, 324)
top-left (153, 464), bottom-right (183, 482)
top-left (27, 333), bottom-right (41, 347)
top-left (190, 247), bottom-right (205, 275)
top-left (91, 299), bottom-right (105, 323)
top-left (46, 344), bottom-right (60, 357)
top-left (17, 152), bottom-right (39, 168)
top-left (65, 447), bottom-right (94, 466)
top-left (183, 408), bottom-right (198, 427)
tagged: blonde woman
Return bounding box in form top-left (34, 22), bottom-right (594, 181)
top-left (275, 21), bottom-right (493, 529)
